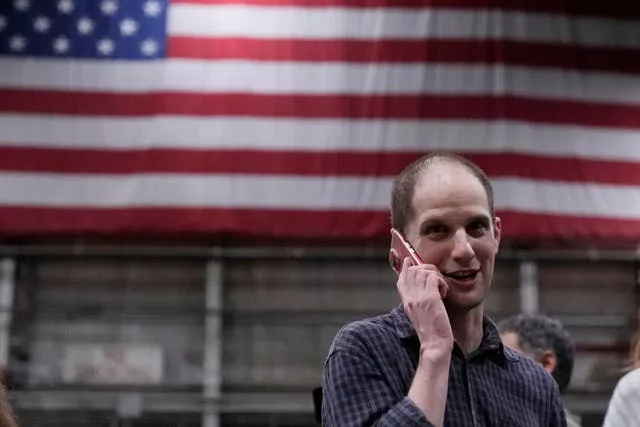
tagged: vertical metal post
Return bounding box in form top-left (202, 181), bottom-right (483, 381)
top-left (633, 263), bottom-right (640, 336)
top-left (0, 259), bottom-right (15, 370)
top-left (519, 260), bottom-right (539, 313)
top-left (203, 260), bottom-right (223, 427)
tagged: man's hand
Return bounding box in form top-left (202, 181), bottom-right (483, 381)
top-left (396, 257), bottom-right (453, 426)
top-left (396, 257), bottom-right (454, 354)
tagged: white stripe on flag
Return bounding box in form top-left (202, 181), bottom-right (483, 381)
top-left (168, 5), bottom-right (640, 47)
top-left (0, 173), bottom-right (638, 218)
top-left (1, 115), bottom-right (639, 163)
top-left (1, 59), bottom-right (638, 104)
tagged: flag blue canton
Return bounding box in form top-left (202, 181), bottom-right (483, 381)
top-left (0, 0), bottom-right (169, 59)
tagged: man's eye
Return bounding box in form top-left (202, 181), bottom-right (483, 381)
top-left (426, 224), bottom-right (448, 234)
top-left (468, 221), bottom-right (488, 234)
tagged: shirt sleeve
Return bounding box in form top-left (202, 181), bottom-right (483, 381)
top-left (322, 347), bottom-right (435, 427)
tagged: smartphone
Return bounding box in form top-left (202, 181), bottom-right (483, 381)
top-left (389, 228), bottom-right (424, 273)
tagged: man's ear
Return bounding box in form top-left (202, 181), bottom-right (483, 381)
top-left (389, 249), bottom-right (401, 274)
top-left (493, 216), bottom-right (502, 246)
top-left (537, 350), bottom-right (557, 375)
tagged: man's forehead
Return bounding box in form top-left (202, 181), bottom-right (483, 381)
top-left (412, 165), bottom-right (490, 211)
top-left (417, 161), bottom-right (482, 187)
top-left (418, 206), bottom-right (491, 224)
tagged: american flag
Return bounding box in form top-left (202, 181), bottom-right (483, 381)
top-left (0, 0), bottom-right (639, 242)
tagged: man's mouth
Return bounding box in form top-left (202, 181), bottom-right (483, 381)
top-left (443, 269), bottom-right (479, 281)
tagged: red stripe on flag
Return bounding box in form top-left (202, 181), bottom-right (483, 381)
top-left (2, 91), bottom-right (640, 128)
top-left (170, 0), bottom-right (640, 19)
top-left (0, 207), bottom-right (638, 241)
top-left (0, 147), bottom-right (638, 186)
top-left (167, 38), bottom-right (640, 74)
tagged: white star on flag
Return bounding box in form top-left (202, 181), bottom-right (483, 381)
top-left (143, 0), bottom-right (162, 17)
top-left (57, 0), bottom-right (74, 14)
top-left (33, 16), bottom-right (51, 33)
top-left (140, 39), bottom-right (158, 56)
top-left (14, 0), bottom-right (30, 12)
top-left (97, 38), bottom-right (115, 56)
top-left (120, 18), bottom-right (139, 37)
top-left (9, 35), bottom-right (27, 52)
top-left (53, 36), bottom-right (70, 54)
top-left (100, 0), bottom-right (118, 16)
top-left (77, 17), bottom-right (94, 35)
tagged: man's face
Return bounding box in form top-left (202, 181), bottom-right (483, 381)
top-left (403, 163), bottom-right (501, 313)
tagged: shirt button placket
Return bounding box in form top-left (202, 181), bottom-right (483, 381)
top-left (465, 361), bottom-right (481, 427)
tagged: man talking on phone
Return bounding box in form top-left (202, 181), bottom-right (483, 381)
top-left (321, 153), bottom-right (567, 426)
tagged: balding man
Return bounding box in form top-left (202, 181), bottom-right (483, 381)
top-left (322, 153), bottom-right (567, 427)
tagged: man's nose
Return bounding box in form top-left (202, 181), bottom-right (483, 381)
top-left (451, 229), bottom-right (474, 262)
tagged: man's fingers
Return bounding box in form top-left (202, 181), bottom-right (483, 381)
top-left (396, 257), bottom-right (414, 295)
top-left (409, 263), bottom-right (440, 274)
top-left (413, 268), bottom-right (448, 300)
top-left (398, 259), bottom-right (449, 301)
top-left (425, 273), bottom-right (449, 299)
top-left (401, 256), bottom-right (414, 271)
top-left (398, 256), bottom-right (413, 282)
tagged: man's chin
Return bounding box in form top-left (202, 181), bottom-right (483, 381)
top-left (444, 293), bottom-right (485, 313)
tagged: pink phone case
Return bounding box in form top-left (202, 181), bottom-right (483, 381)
top-left (389, 228), bottom-right (423, 272)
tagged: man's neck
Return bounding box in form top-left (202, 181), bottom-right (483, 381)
top-left (448, 305), bottom-right (485, 356)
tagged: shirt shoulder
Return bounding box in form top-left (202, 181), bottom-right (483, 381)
top-left (603, 367), bottom-right (640, 427)
top-left (326, 310), bottom-right (399, 358)
top-left (611, 367), bottom-right (640, 400)
top-left (500, 346), bottom-right (565, 424)
top-left (503, 345), bottom-right (558, 391)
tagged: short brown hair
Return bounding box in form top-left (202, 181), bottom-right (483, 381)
top-left (390, 152), bottom-right (495, 234)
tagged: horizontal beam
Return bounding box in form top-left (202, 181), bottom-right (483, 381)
top-left (0, 244), bottom-right (639, 262)
top-left (10, 389), bottom-right (315, 414)
top-left (9, 388), bottom-right (616, 415)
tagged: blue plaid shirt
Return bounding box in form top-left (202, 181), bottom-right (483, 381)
top-left (322, 305), bottom-right (567, 426)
